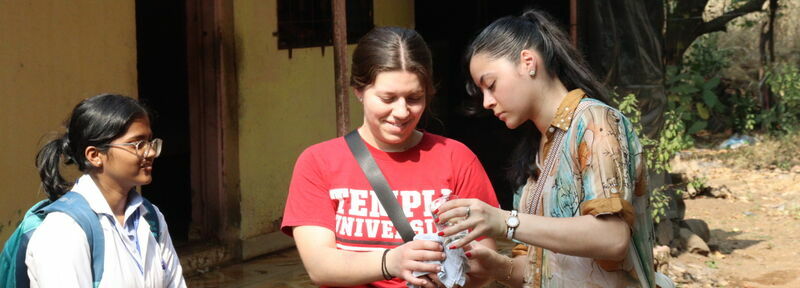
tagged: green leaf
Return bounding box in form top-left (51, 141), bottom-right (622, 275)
top-left (702, 90), bottom-right (721, 109)
top-left (672, 84), bottom-right (699, 95)
top-left (703, 77), bottom-right (721, 90)
top-left (688, 120), bottom-right (708, 134)
top-left (666, 65), bottom-right (679, 77)
top-left (680, 109), bottom-right (693, 120)
top-left (696, 103), bottom-right (710, 119)
top-left (667, 94), bottom-right (681, 103)
top-left (691, 74), bottom-right (705, 85)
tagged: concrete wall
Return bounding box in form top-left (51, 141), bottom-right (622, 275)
top-left (232, 0), bottom-right (415, 248)
top-left (0, 1), bottom-right (138, 241)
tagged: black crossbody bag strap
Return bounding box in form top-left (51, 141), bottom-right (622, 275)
top-left (344, 130), bottom-right (415, 242)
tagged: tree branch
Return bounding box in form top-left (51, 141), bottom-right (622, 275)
top-left (674, 0), bottom-right (709, 19)
top-left (700, 0), bottom-right (766, 34)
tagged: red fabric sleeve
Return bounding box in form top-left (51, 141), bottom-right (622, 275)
top-left (452, 145), bottom-right (499, 208)
top-left (281, 146), bottom-right (337, 237)
top-left (451, 146), bottom-right (498, 242)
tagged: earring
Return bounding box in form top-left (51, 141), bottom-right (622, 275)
top-left (529, 69), bottom-right (536, 77)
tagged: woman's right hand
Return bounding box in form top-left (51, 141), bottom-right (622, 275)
top-left (386, 240), bottom-right (446, 287)
top-left (436, 198), bottom-right (507, 248)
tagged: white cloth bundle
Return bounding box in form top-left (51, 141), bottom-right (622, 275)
top-left (407, 233), bottom-right (468, 288)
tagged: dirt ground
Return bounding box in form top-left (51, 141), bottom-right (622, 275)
top-left (664, 144), bottom-right (800, 287)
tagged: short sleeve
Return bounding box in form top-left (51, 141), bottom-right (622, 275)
top-left (26, 212), bottom-right (93, 287)
top-left (449, 142), bottom-right (498, 242)
top-left (574, 106), bottom-right (636, 227)
top-left (281, 147), bottom-right (337, 236)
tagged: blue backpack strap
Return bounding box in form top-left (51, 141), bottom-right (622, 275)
top-left (141, 198), bottom-right (161, 241)
top-left (39, 192), bottom-right (105, 288)
top-left (8, 200), bottom-right (52, 288)
top-left (14, 229), bottom-right (38, 288)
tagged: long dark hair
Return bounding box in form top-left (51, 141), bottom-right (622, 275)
top-left (36, 94), bottom-right (150, 201)
top-left (350, 26), bottom-right (436, 106)
top-left (465, 9), bottom-right (609, 188)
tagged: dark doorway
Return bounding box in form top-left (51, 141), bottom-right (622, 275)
top-left (135, 0), bottom-right (192, 245)
top-left (416, 1), bottom-right (571, 209)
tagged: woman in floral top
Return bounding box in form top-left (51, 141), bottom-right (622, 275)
top-left (434, 9), bottom-right (656, 287)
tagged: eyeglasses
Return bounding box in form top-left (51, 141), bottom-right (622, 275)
top-left (103, 138), bottom-right (163, 158)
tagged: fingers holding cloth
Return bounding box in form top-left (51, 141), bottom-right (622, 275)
top-left (387, 239), bottom-right (446, 288)
top-left (406, 233), bottom-right (470, 288)
top-left (434, 199), bottom-right (507, 248)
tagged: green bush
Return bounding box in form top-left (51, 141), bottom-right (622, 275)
top-left (683, 33), bottom-right (732, 78)
top-left (649, 186), bottom-right (672, 224)
top-left (726, 87), bottom-right (758, 133)
top-left (613, 93), bottom-right (692, 174)
top-left (613, 92), bottom-right (692, 222)
top-left (764, 63), bottom-right (800, 133)
top-left (666, 33), bottom-right (733, 136)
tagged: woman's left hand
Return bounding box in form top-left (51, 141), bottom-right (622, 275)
top-left (434, 199), bottom-right (506, 248)
top-left (462, 241), bottom-right (505, 284)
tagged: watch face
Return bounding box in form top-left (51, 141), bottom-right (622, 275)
top-left (507, 217), bottom-right (520, 228)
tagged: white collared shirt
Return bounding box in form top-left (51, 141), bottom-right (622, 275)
top-left (25, 174), bottom-right (186, 288)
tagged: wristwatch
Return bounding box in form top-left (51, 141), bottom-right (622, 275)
top-left (506, 210), bottom-right (519, 240)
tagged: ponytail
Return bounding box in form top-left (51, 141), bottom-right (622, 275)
top-left (34, 94), bottom-right (150, 201)
top-left (465, 9), bottom-right (610, 188)
top-left (519, 10), bottom-right (609, 103)
top-left (35, 135), bottom-right (73, 201)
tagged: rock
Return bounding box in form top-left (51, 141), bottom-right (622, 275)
top-left (670, 245), bottom-right (681, 257)
top-left (670, 262), bottom-right (686, 274)
top-left (656, 219), bottom-right (676, 246)
top-left (709, 185), bottom-right (732, 199)
top-left (682, 219), bottom-right (711, 243)
top-left (669, 173), bottom-right (686, 184)
top-left (669, 243), bottom-right (683, 257)
top-left (792, 165), bottom-right (800, 173)
top-left (667, 190), bottom-right (687, 220)
top-left (681, 270), bottom-right (697, 282)
top-left (653, 245), bottom-right (671, 273)
top-left (679, 227), bottom-right (710, 256)
top-left (686, 185), bottom-right (698, 198)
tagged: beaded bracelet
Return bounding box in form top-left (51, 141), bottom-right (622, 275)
top-left (381, 249), bottom-right (394, 280)
top-left (504, 257), bottom-right (514, 281)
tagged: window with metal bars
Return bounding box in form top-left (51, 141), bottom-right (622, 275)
top-left (277, 0), bottom-right (373, 50)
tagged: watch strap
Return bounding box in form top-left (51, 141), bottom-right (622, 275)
top-left (506, 210), bottom-right (518, 240)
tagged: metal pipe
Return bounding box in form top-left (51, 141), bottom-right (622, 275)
top-left (332, 0), bottom-right (350, 136)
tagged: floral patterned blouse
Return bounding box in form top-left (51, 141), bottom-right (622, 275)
top-left (513, 89), bottom-right (655, 287)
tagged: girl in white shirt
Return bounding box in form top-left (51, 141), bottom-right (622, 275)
top-left (25, 94), bottom-right (186, 288)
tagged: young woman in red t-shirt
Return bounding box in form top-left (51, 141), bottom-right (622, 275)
top-left (281, 27), bottom-right (500, 288)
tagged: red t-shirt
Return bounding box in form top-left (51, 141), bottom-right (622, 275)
top-left (281, 132), bottom-right (498, 288)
